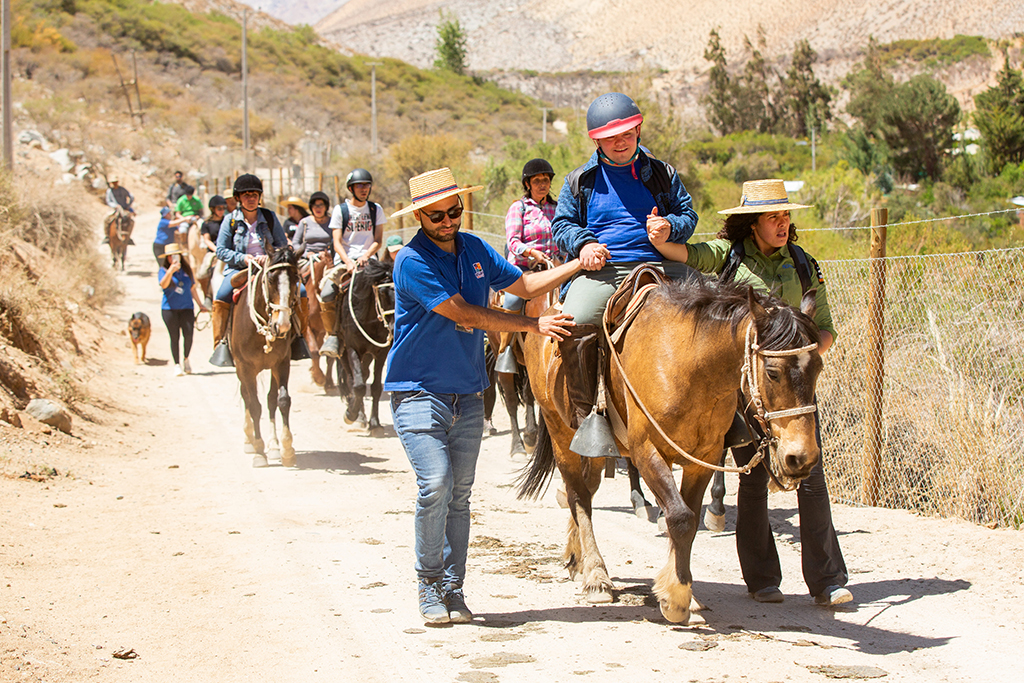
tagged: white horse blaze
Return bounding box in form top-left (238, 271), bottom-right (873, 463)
top-left (274, 269), bottom-right (291, 333)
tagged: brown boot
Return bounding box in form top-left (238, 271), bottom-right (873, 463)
top-left (296, 296), bottom-right (310, 335)
top-left (212, 300), bottom-right (231, 345)
top-left (557, 323), bottom-right (600, 429)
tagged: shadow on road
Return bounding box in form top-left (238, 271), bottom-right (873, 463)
top-left (293, 449), bottom-right (403, 475)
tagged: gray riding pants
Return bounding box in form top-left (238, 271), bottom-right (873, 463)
top-left (561, 260), bottom-right (698, 326)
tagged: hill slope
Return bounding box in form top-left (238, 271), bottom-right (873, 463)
top-left (316, 0), bottom-right (1023, 73)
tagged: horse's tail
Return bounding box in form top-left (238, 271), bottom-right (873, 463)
top-left (516, 413), bottom-right (555, 500)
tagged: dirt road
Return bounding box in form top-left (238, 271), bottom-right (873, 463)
top-left (2, 209), bottom-right (1023, 682)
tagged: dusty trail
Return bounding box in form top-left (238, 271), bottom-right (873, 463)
top-left (2, 208), bottom-right (1023, 682)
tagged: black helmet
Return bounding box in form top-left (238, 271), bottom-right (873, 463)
top-left (209, 194), bottom-right (227, 209)
top-left (346, 168), bottom-right (373, 188)
top-left (309, 191), bottom-right (330, 209)
top-left (232, 173), bottom-right (263, 196)
top-left (586, 92), bottom-right (643, 140)
top-left (521, 158), bottom-right (555, 192)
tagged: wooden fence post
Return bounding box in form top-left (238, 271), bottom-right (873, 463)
top-left (862, 207), bottom-right (888, 506)
top-left (465, 191), bottom-right (474, 231)
top-left (333, 175), bottom-right (341, 206)
top-left (394, 202), bottom-right (404, 231)
top-left (318, 172), bottom-right (324, 192)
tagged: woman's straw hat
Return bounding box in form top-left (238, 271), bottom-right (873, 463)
top-left (280, 195), bottom-right (310, 213)
top-left (719, 179), bottom-right (811, 215)
top-left (391, 167), bottom-right (483, 218)
top-left (163, 243), bottom-right (185, 257)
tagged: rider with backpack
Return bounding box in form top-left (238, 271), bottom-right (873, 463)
top-left (650, 178), bottom-right (850, 608)
top-left (320, 168), bottom-right (388, 358)
top-left (552, 92), bottom-right (699, 443)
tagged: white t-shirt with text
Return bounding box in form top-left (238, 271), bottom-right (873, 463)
top-left (329, 200), bottom-right (388, 260)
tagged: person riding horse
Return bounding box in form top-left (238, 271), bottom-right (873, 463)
top-left (210, 173), bottom-right (299, 367)
top-left (292, 191), bottom-right (335, 386)
top-left (552, 92), bottom-right (699, 454)
top-left (652, 178), bottom-right (851, 607)
top-left (102, 176), bottom-right (136, 246)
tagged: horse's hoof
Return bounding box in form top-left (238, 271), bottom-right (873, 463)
top-left (523, 432), bottom-right (537, 448)
top-left (555, 488), bottom-right (568, 509)
top-left (369, 426), bottom-right (385, 438)
top-left (585, 588), bottom-right (614, 604)
top-left (310, 371), bottom-right (326, 387)
top-left (636, 504), bottom-right (661, 524)
top-left (704, 509), bottom-right (726, 533)
top-left (657, 515), bottom-right (669, 534)
top-left (266, 448), bottom-right (282, 465)
top-left (659, 599), bottom-right (689, 624)
top-left (252, 454), bottom-right (269, 468)
top-left (281, 452), bottom-right (296, 468)
top-left (243, 443), bottom-right (255, 454)
top-left (343, 414), bottom-right (355, 425)
top-left (510, 446), bottom-right (527, 460)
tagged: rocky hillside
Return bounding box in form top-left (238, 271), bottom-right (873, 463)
top-left (315, 0), bottom-right (1022, 73)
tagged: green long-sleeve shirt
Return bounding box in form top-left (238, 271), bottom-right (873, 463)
top-left (685, 237), bottom-right (836, 340)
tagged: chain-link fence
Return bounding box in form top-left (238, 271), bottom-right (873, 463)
top-left (817, 247), bottom-right (1024, 529)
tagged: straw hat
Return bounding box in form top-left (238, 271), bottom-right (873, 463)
top-left (719, 179), bottom-right (811, 215)
top-left (163, 243), bottom-right (185, 257)
top-left (391, 167), bottom-right (483, 218)
top-left (280, 195), bottom-right (309, 213)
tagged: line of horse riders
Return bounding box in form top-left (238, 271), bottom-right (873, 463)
top-left (107, 90), bottom-right (853, 625)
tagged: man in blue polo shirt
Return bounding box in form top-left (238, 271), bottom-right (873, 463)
top-left (387, 167), bottom-right (583, 626)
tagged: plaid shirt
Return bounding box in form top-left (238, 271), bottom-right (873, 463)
top-left (504, 197), bottom-right (557, 268)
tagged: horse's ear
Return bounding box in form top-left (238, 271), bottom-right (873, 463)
top-left (294, 243), bottom-right (306, 260)
top-left (747, 286), bottom-right (767, 321)
top-left (265, 241), bottom-right (276, 258)
top-left (800, 288), bottom-right (817, 320)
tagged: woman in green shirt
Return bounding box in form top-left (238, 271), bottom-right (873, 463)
top-left (650, 178), bottom-right (850, 607)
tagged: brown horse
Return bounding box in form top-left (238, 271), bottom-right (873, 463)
top-left (518, 275), bottom-right (822, 624)
top-left (105, 208), bottom-right (134, 271)
top-left (300, 252), bottom-right (336, 389)
top-left (230, 246), bottom-right (302, 467)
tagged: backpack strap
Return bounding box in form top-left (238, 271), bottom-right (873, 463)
top-left (566, 165), bottom-right (595, 227)
top-left (368, 202), bottom-right (377, 228)
top-left (788, 243), bottom-right (813, 295)
top-left (719, 240), bottom-right (745, 285)
top-left (340, 202), bottom-right (350, 231)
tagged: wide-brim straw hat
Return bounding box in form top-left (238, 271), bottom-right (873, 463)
top-left (392, 167), bottom-right (483, 218)
top-left (719, 179), bottom-right (811, 215)
top-left (163, 243), bottom-right (185, 257)
top-left (280, 195), bottom-right (309, 213)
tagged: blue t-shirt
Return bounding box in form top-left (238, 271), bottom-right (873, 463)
top-left (158, 267), bottom-right (194, 310)
top-left (385, 231), bottom-right (522, 394)
top-left (587, 161), bottom-right (661, 262)
top-left (154, 218), bottom-right (176, 246)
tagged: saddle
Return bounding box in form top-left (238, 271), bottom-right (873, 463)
top-left (604, 264), bottom-right (668, 345)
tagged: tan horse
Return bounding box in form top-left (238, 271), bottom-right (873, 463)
top-left (518, 275), bottom-right (822, 624)
top-left (105, 208), bottom-right (134, 271)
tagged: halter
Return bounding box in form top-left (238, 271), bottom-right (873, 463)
top-left (347, 269), bottom-right (394, 349)
top-left (739, 321), bottom-right (819, 490)
top-left (247, 258), bottom-right (296, 353)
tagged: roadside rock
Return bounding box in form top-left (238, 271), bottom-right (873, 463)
top-left (48, 148), bottom-right (74, 173)
top-left (25, 398), bottom-right (72, 434)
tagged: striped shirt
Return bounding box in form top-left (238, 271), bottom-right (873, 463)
top-left (504, 197), bottom-right (557, 268)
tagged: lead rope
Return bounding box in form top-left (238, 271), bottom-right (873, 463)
top-left (347, 269), bottom-right (393, 349)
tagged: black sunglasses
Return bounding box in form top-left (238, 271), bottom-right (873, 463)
top-left (423, 203), bottom-right (464, 224)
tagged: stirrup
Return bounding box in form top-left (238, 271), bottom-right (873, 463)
top-left (209, 339), bottom-right (234, 367)
top-left (290, 335), bottom-right (310, 361)
top-left (569, 408), bottom-right (617, 459)
top-left (724, 411), bottom-right (752, 449)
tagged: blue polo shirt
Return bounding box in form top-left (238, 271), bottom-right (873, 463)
top-left (158, 267), bottom-right (194, 310)
top-left (385, 230), bottom-right (522, 394)
top-left (154, 218), bottom-right (176, 246)
top-left (588, 161), bottom-right (661, 262)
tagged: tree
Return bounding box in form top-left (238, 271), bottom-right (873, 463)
top-left (702, 28), bottom-right (739, 134)
top-left (844, 37), bottom-right (895, 135)
top-left (879, 75), bottom-right (960, 181)
top-left (734, 29), bottom-right (778, 133)
top-left (780, 40), bottom-right (832, 137)
top-left (974, 56), bottom-right (1024, 172)
top-left (434, 11), bottom-right (468, 75)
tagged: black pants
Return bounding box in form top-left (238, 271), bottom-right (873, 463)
top-left (162, 309), bottom-right (195, 365)
top-left (732, 413), bottom-right (848, 597)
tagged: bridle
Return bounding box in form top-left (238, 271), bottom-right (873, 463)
top-left (112, 208), bottom-right (131, 242)
top-left (738, 320), bottom-right (818, 490)
top-left (347, 268), bottom-right (394, 349)
top-left (604, 316), bottom-right (816, 477)
top-left (247, 258), bottom-right (297, 353)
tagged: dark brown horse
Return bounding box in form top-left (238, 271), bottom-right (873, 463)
top-left (518, 276), bottom-right (822, 624)
top-left (105, 208), bottom-right (134, 271)
top-left (230, 246), bottom-right (302, 467)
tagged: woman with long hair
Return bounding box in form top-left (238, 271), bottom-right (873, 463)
top-left (158, 243), bottom-right (209, 376)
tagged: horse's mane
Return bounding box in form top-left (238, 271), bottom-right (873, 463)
top-left (349, 258), bottom-right (393, 310)
top-left (269, 246), bottom-right (298, 267)
top-left (657, 276), bottom-right (819, 350)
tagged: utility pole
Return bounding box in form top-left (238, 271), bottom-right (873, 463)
top-left (242, 8), bottom-right (250, 168)
top-left (2, 0), bottom-right (13, 170)
top-left (367, 61), bottom-right (382, 155)
top-left (538, 107), bottom-right (550, 144)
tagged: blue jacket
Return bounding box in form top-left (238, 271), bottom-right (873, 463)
top-left (552, 149), bottom-right (698, 259)
top-left (216, 207), bottom-right (287, 270)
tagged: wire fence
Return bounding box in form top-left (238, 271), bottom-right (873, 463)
top-left (817, 247), bottom-right (1024, 529)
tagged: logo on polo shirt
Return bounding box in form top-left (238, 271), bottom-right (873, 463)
top-left (473, 262), bottom-right (484, 279)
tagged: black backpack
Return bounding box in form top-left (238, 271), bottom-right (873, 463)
top-left (719, 239), bottom-right (815, 294)
top-left (338, 201), bottom-right (378, 234)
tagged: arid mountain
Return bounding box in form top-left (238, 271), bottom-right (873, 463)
top-left (235, 0), bottom-right (349, 25)
top-left (315, 0), bottom-right (1023, 73)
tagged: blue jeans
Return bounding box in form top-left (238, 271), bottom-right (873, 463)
top-left (391, 390), bottom-right (484, 587)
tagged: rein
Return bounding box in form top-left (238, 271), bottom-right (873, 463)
top-left (347, 268), bottom-right (394, 349)
top-left (247, 259), bottom-right (295, 353)
top-left (603, 314), bottom-right (816, 477)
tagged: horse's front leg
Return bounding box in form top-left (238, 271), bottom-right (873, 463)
top-left (275, 360), bottom-right (295, 467)
top-left (704, 452), bottom-right (728, 532)
top-left (343, 347), bottom-right (366, 425)
top-left (367, 353), bottom-right (386, 438)
top-left (496, 370), bottom-right (525, 457)
top-left (265, 372), bottom-right (282, 463)
top-left (239, 370), bottom-right (266, 467)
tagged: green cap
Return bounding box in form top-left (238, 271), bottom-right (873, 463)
top-left (386, 235), bottom-right (403, 247)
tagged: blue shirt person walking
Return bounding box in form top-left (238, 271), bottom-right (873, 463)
top-left (385, 167), bottom-right (582, 625)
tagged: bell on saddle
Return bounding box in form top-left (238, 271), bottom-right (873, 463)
top-left (494, 345), bottom-right (518, 374)
top-left (290, 334), bottom-right (311, 361)
top-left (570, 408), bottom-right (618, 459)
top-left (209, 339), bottom-right (234, 367)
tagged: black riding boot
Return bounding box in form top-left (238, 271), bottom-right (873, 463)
top-left (558, 324), bottom-right (600, 430)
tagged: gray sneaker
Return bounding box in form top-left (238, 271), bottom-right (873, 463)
top-left (814, 585), bottom-right (853, 606)
top-left (750, 586), bottom-right (784, 603)
top-left (444, 586), bottom-right (473, 623)
top-left (320, 335), bottom-right (341, 358)
top-left (418, 579), bottom-right (450, 624)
